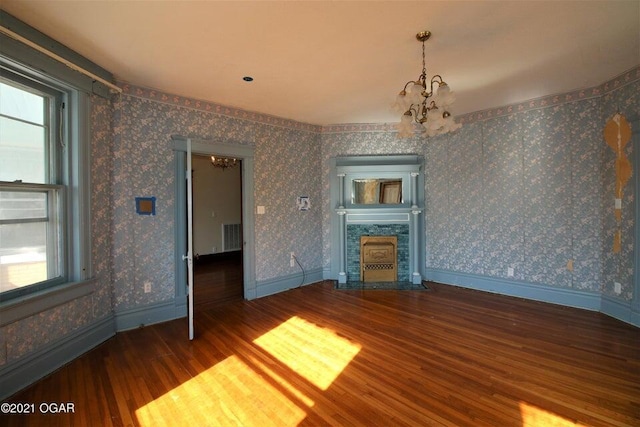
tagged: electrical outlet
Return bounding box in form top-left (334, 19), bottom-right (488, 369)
top-left (507, 267), bottom-right (514, 277)
top-left (144, 282), bottom-right (151, 293)
top-left (614, 282), bottom-right (622, 295)
top-left (290, 252), bottom-right (295, 267)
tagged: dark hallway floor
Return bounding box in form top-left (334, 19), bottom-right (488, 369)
top-left (194, 251), bottom-right (243, 311)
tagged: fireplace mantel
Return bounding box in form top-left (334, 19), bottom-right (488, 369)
top-left (329, 155), bottom-right (425, 284)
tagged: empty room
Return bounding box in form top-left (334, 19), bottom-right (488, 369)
top-left (0, 1), bottom-right (639, 426)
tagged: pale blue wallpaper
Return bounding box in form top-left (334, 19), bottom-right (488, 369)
top-left (602, 78), bottom-right (640, 300)
top-left (322, 68), bottom-right (640, 306)
top-left (1, 95), bottom-right (115, 365)
top-left (425, 101), bottom-right (602, 291)
top-left (91, 95), bottom-right (116, 319)
top-left (2, 65), bottom-right (638, 374)
top-left (567, 99), bottom-right (603, 292)
top-left (253, 126), bottom-right (322, 280)
top-left (430, 121), bottom-right (484, 274)
top-left (112, 87), bottom-right (323, 312)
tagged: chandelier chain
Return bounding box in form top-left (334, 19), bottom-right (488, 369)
top-left (422, 40), bottom-right (426, 76)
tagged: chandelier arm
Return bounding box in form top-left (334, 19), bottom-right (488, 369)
top-left (428, 75), bottom-right (444, 97)
top-left (402, 81), bottom-right (415, 92)
top-left (406, 104), bottom-right (428, 125)
top-left (417, 104), bottom-right (428, 123)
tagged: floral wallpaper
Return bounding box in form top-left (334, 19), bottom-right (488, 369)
top-left (253, 126), bottom-right (322, 281)
top-left (112, 87), bottom-right (323, 311)
top-left (323, 67), bottom-right (640, 303)
top-left (424, 100), bottom-right (603, 291)
top-left (601, 77), bottom-right (640, 300)
top-left (1, 95), bottom-right (115, 365)
top-left (3, 64), bottom-right (638, 370)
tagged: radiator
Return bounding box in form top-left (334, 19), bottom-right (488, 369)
top-left (222, 223), bottom-right (242, 251)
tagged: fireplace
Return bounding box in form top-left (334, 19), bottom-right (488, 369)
top-left (360, 236), bottom-right (397, 282)
top-left (346, 224), bottom-right (409, 282)
top-left (331, 155), bottom-right (425, 285)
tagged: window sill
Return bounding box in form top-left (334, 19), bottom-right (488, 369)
top-left (0, 279), bottom-right (97, 327)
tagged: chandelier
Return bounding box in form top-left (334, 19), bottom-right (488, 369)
top-left (210, 155), bottom-right (238, 170)
top-left (392, 31), bottom-right (461, 138)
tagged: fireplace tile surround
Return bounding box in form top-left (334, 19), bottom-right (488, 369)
top-left (347, 224), bottom-right (409, 282)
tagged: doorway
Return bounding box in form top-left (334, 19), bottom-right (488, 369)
top-left (192, 154), bottom-right (243, 310)
top-left (173, 137), bottom-right (257, 339)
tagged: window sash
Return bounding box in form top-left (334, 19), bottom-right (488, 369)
top-left (0, 183), bottom-right (65, 294)
top-left (0, 16), bottom-right (94, 307)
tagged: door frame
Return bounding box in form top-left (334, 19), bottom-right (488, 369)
top-left (173, 137), bottom-right (257, 319)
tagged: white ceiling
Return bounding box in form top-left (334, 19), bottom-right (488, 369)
top-left (2, 1), bottom-right (639, 125)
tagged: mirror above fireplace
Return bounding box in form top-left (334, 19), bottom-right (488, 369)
top-left (352, 178), bottom-right (402, 204)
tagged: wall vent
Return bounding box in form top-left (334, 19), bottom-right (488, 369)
top-left (222, 223), bottom-right (242, 252)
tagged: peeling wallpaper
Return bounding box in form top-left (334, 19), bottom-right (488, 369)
top-left (602, 79), bottom-right (640, 300)
top-left (2, 67), bottom-right (638, 369)
top-left (322, 75), bottom-right (640, 302)
top-left (424, 101), bottom-right (605, 291)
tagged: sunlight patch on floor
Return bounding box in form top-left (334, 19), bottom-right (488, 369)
top-left (253, 316), bottom-right (361, 390)
top-left (135, 355), bottom-right (307, 427)
top-left (520, 402), bottom-right (585, 426)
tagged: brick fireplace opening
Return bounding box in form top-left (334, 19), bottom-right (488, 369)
top-left (360, 236), bottom-right (397, 282)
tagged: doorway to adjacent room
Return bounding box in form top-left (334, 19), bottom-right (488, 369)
top-left (191, 154), bottom-right (243, 310)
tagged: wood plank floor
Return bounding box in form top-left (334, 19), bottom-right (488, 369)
top-left (2, 281), bottom-right (639, 426)
top-left (194, 252), bottom-right (243, 311)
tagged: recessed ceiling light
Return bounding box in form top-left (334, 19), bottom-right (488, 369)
top-left (242, 76), bottom-right (254, 82)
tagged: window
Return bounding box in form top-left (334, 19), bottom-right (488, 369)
top-left (0, 61), bottom-right (91, 302)
top-left (0, 77), bottom-right (65, 296)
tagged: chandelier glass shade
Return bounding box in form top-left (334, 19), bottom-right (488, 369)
top-left (210, 155), bottom-right (239, 170)
top-left (392, 31), bottom-right (461, 138)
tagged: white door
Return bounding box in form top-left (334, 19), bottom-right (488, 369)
top-left (185, 139), bottom-right (195, 339)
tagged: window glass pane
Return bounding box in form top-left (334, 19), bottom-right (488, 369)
top-left (0, 67), bottom-right (70, 300)
top-left (0, 81), bottom-right (44, 125)
top-left (0, 191), bottom-right (47, 220)
top-left (0, 222), bottom-right (50, 291)
top-left (0, 116), bottom-right (47, 183)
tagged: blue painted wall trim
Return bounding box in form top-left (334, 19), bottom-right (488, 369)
top-left (426, 268), bottom-right (601, 310)
top-left (426, 268), bottom-right (639, 327)
top-left (601, 295), bottom-right (640, 327)
top-left (0, 316), bottom-right (115, 400)
top-left (114, 298), bottom-right (187, 332)
top-left (256, 268), bottom-right (324, 298)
